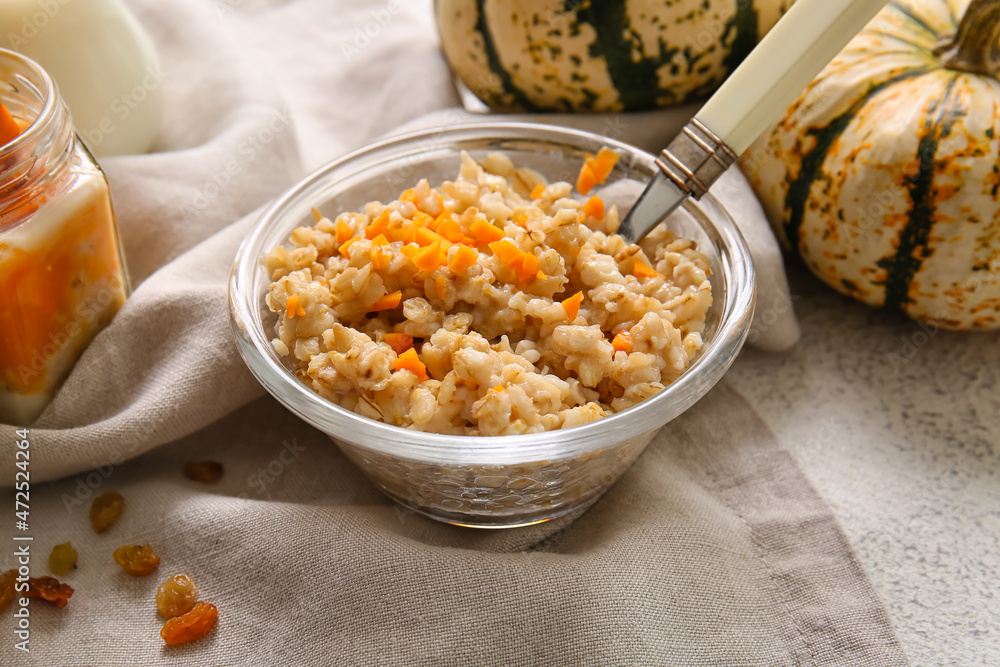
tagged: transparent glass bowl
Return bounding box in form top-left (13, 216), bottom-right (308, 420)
top-left (229, 122), bottom-right (755, 528)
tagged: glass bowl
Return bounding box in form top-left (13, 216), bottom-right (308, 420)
top-left (229, 122), bottom-right (755, 528)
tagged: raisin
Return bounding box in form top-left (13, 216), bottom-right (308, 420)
top-left (156, 574), bottom-right (198, 618)
top-left (0, 570), bottom-right (16, 610)
top-left (160, 601), bottom-right (218, 646)
top-left (183, 461), bottom-right (224, 483)
top-left (26, 576), bottom-right (74, 607)
top-left (113, 544), bottom-right (160, 577)
top-left (48, 542), bottom-right (78, 576)
top-left (89, 490), bottom-right (125, 534)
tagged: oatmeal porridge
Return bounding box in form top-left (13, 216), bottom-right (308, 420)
top-left (264, 150), bottom-right (712, 436)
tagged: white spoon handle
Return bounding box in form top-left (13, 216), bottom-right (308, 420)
top-left (620, 0), bottom-right (891, 242)
top-left (697, 0), bottom-right (889, 156)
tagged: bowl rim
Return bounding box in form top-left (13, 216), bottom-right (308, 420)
top-left (229, 121), bottom-right (756, 465)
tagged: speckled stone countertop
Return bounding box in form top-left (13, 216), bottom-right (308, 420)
top-left (727, 261), bottom-right (999, 667)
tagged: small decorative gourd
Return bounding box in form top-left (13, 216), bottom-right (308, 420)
top-left (435, 0), bottom-right (797, 112)
top-left (742, 0), bottom-right (1000, 329)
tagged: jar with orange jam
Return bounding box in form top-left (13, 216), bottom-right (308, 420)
top-left (0, 48), bottom-right (128, 425)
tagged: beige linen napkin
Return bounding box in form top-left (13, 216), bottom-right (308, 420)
top-left (5, 385), bottom-right (906, 666)
top-left (0, 0), bottom-right (902, 664)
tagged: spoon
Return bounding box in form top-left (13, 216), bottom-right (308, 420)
top-left (619, 0), bottom-right (890, 243)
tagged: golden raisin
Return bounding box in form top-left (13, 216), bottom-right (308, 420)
top-left (48, 542), bottom-right (78, 576)
top-left (183, 461), bottom-right (224, 483)
top-left (160, 601), bottom-right (218, 646)
top-left (113, 544), bottom-right (160, 577)
top-left (0, 570), bottom-right (16, 610)
top-left (89, 490), bottom-right (125, 534)
top-left (156, 574), bottom-right (198, 618)
top-left (26, 576), bottom-right (74, 608)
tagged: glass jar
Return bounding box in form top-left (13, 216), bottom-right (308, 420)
top-left (0, 48), bottom-right (129, 425)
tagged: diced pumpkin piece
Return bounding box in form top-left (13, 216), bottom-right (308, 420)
top-left (432, 211), bottom-right (453, 231)
top-left (369, 290), bottom-right (402, 312)
top-left (612, 331), bottom-right (632, 353)
top-left (471, 219), bottom-right (505, 244)
top-left (336, 220), bottom-right (353, 244)
top-left (492, 384), bottom-right (505, 392)
top-left (576, 162), bottom-right (598, 196)
top-left (536, 270), bottom-right (547, 281)
top-left (0, 103), bottom-right (21, 147)
top-left (386, 220), bottom-right (415, 244)
top-left (370, 233), bottom-right (389, 246)
top-left (416, 226), bottom-right (445, 247)
top-left (588, 148), bottom-right (620, 182)
top-left (633, 258), bottom-right (662, 279)
top-left (339, 236), bottom-right (360, 258)
top-left (488, 239), bottom-right (523, 268)
top-left (583, 195), bottom-right (604, 220)
top-left (460, 236), bottom-right (478, 247)
top-left (530, 183), bottom-right (545, 199)
top-left (413, 240), bottom-right (444, 271)
top-left (513, 252), bottom-right (540, 284)
top-left (400, 244), bottom-right (420, 259)
top-left (562, 291), bottom-right (584, 321)
top-left (365, 210), bottom-right (390, 239)
top-left (371, 246), bottom-right (389, 270)
top-left (394, 348), bottom-right (429, 381)
top-left (448, 244), bottom-right (479, 273)
top-left (577, 148), bottom-right (620, 195)
top-left (412, 211), bottom-right (434, 228)
top-left (383, 333), bottom-right (413, 355)
top-left (400, 188), bottom-right (418, 203)
top-left (487, 239), bottom-right (540, 284)
top-left (285, 295), bottom-right (304, 318)
top-left (435, 275), bottom-right (448, 301)
top-left (436, 215), bottom-right (465, 243)
top-left (521, 253), bottom-right (539, 274)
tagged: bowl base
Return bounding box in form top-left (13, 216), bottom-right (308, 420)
top-left (384, 490), bottom-right (604, 530)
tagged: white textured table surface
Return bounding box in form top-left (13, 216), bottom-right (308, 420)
top-left (727, 261), bottom-right (1000, 667)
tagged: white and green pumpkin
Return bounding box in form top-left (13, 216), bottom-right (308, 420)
top-left (435, 0), bottom-right (797, 112)
top-left (743, 0), bottom-right (1000, 330)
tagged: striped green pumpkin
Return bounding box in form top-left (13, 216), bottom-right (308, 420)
top-left (742, 0), bottom-right (1000, 330)
top-left (435, 0), bottom-right (797, 112)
